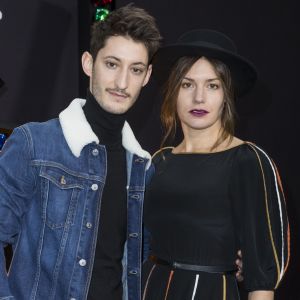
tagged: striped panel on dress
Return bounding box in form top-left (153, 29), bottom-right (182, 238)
top-left (246, 142), bottom-right (290, 288)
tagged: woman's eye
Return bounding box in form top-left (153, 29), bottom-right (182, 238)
top-left (208, 83), bottom-right (219, 89)
top-left (181, 81), bottom-right (193, 88)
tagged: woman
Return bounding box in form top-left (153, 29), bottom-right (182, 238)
top-left (142, 30), bottom-right (289, 300)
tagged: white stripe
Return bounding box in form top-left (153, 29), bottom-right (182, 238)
top-left (191, 274), bottom-right (199, 300)
top-left (142, 264), bottom-right (156, 300)
top-left (252, 144), bottom-right (284, 279)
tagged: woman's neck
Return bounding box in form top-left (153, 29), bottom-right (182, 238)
top-left (174, 125), bottom-right (242, 154)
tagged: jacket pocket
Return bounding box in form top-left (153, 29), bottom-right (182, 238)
top-left (39, 165), bottom-right (84, 229)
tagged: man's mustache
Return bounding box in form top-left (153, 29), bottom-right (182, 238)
top-left (106, 88), bottom-right (130, 98)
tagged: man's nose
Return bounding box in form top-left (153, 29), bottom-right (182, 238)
top-left (115, 68), bottom-right (129, 90)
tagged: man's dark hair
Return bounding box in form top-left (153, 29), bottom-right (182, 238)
top-left (90, 4), bottom-right (162, 63)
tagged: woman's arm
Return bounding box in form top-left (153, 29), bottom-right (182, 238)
top-left (248, 290), bottom-right (274, 300)
top-left (231, 143), bottom-right (290, 294)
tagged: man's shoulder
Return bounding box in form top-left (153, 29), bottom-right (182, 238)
top-left (23, 118), bottom-right (61, 134)
top-left (20, 118), bottom-right (65, 146)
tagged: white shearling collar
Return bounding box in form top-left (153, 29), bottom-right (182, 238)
top-left (59, 98), bottom-right (151, 167)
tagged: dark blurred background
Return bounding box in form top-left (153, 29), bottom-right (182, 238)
top-left (0, 1), bottom-right (298, 298)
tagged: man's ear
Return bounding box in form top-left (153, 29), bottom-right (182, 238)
top-left (81, 51), bottom-right (93, 77)
top-left (142, 64), bottom-right (152, 87)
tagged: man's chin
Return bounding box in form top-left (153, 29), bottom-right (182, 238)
top-left (103, 104), bottom-right (131, 115)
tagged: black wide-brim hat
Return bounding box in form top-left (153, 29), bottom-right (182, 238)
top-left (152, 29), bottom-right (258, 97)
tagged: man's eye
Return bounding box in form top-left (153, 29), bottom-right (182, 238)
top-left (132, 68), bottom-right (144, 74)
top-left (106, 61), bottom-right (117, 69)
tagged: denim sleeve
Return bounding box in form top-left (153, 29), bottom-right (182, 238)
top-left (145, 162), bottom-right (154, 186)
top-left (0, 126), bottom-right (36, 298)
top-left (142, 163), bottom-right (155, 262)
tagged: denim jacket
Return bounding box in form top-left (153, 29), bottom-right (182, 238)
top-left (0, 99), bottom-right (151, 300)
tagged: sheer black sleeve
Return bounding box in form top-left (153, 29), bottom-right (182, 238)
top-left (230, 143), bottom-right (290, 292)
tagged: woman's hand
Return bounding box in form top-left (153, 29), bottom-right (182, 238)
top-left (235, 250), bottom-right (243, 281)
top-left (248, 291), bottom-right (274, 300)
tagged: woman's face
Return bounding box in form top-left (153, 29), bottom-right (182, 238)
top-left (177, 57), bottom-right (225, 134)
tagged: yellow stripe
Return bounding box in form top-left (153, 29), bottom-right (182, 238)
top-left (246, 142), bottom-right (281, 288)
top-left (152, 146), bottom-right (174, 159)
top-left (222, 275), bottom-right (226, 300)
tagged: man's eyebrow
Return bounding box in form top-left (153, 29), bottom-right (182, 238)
top-left (103, 56), bottom-right (121, 62)
top-left (131, 62), bottom-right (147, 67)
top-left (103, 56), bottom-right (147, 67)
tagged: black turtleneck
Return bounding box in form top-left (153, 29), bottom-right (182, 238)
top-left (84, 91), bottom-right (127, 300)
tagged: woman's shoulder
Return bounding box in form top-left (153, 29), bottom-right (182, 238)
top-left (234, 141), bottom-right (276, 172)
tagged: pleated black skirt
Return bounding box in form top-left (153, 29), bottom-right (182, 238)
top-left (142, 259), bottom-right (240, 300)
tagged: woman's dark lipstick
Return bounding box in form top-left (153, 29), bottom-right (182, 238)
top-left (189, 109), bottom-right (208, 117)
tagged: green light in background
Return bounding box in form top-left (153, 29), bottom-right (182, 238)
top-left (95, 8), bottom-right (110, 21)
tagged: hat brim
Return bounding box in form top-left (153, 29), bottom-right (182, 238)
top-left (152, 43), bottom-right (257, 97)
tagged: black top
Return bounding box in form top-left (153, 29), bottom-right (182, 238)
top-left (144, 144), bottom-right (289, 294)
top-left (84, 91), bottom-right (127, 300)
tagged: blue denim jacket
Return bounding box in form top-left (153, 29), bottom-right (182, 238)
top-left (0, 99), bottom-right (151, 300)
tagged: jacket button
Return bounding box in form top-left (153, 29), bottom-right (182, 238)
top-left (60, 176), bottom-right (66, 185)
top-left (131, 194), bottom-right (140, 200)
top-left (92, 149), bottom-right (99, 156)
top-left (79, 259), bottom-right (87, 267)
top-left (70, 298), bottom-right (76, 300)
top-left (86, 222), bottom-right (92, 229)
top-left (135, 158), bottom-right (144, 163)
top-left (129, 233), bottom-right (138, 238)
top-left (91, 184), bottom-right (98, 191)
top-left (129, 270), bottom-right (138, 275)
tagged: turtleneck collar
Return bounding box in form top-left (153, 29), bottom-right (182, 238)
top-left (83, 90), bottom-right (126, 150)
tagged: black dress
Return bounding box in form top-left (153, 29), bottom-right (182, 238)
top-left (142, 142), bottom-right (289, 300)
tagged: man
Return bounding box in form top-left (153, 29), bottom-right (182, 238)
top-left (0, 5), bottom-right (161, 300)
